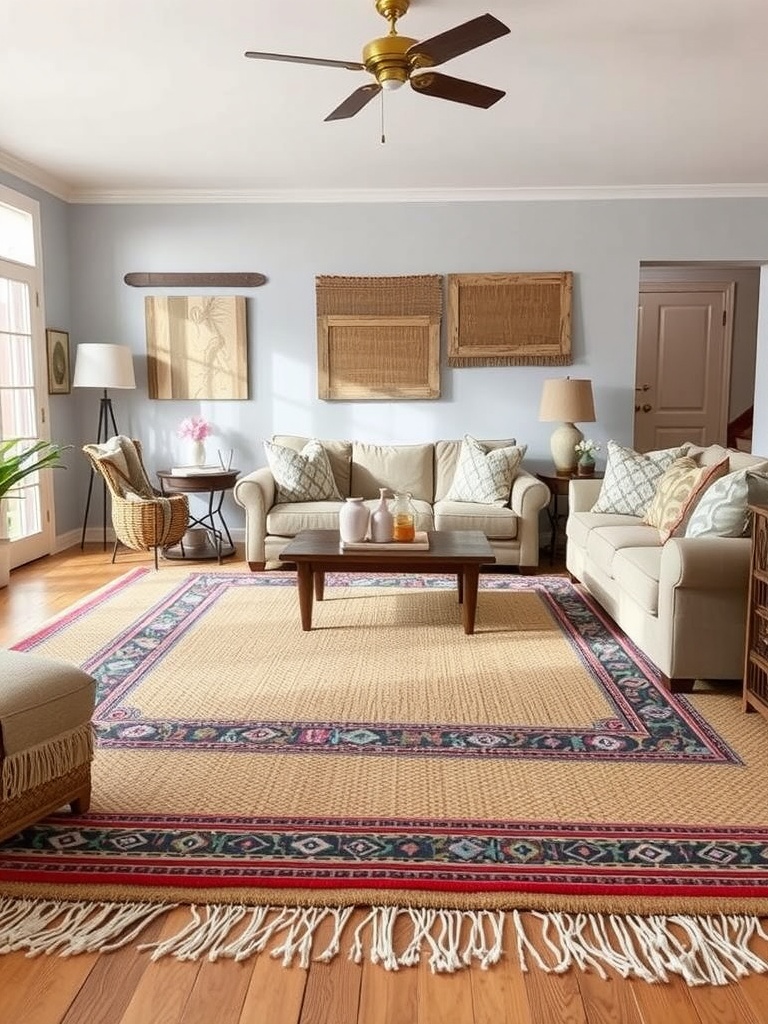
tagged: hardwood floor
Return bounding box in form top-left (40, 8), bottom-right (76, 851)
top-left (1, 545), bottom-right (768, 1023)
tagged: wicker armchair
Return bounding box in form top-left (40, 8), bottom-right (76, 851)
top-left (82, 436), bottom-right (189, 568)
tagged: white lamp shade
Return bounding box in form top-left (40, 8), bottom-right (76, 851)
top-left (73, 343), bottom-right (136, 389)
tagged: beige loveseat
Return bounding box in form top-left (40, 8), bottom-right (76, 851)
top-left (566, 444), bottom-right (768, 693)
top-left (233, 435), bottom-right (550, 571)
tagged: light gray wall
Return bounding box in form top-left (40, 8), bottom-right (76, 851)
top-left (6, 179), bottom-right (768, 538)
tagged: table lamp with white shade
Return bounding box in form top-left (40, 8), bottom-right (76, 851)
top-left (72, 343), bottom-right (136, 548)
top-left (538, 377), bottom-right (596, 476)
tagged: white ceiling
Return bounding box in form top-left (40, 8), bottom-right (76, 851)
top-left (4, 0), bottom-right (768, 202)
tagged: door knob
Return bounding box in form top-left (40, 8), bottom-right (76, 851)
top-left (642, 403), bottom-right (652, 412)
top-left (634, 404), bottom-right (640, 412)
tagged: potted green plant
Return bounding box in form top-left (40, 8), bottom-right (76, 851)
top-left (0, 439), bottom-right (70, 587)
top-left (574, 438), bottom-right (601, 477)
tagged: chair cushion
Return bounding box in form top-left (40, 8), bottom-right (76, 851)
top-left (264, 438), bottom-right (342, 503)
top-left (591, 441), bottom-right (689, 516)
top-left (433, 500), bottom-right (518, 539)
top-left (0, 651), bottom-right (95, 756)
top-left (445, 435), bottom-right (526, 506)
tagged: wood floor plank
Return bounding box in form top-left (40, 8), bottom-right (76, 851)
top-left (686, 981), bottom-right (762, 1024)
top-left (416, 959), bottom-right (474, 1024)
top-left (179, 957), bottom-right (253, 1024)
top-left (0, 950), bottom-right (97, 1024)
top-left (60, 916), bottom-right (166, 1024)
top-left (298, 911), bottom-right (362, 1024)
top-left (357, 912), bottom-right (418, 1024)
top-left (470, 953), bottom-right (533, 1024)
top-left (576, 968), bottom-right (642, 1024)
top-left (117, 908), bottom-right (201, 1024)
top-left (238, 957), bottom-right (308, 1024)
top-left (628, 974), bottom-right (703, 1024)
top-left (522, 960), bottom-right (589, 1024)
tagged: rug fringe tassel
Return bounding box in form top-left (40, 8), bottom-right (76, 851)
top-left (2, 898), bottom-right (768, 984)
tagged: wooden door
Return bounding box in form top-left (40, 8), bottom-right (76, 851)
top-left (634, 282), bottom-right (734, 452)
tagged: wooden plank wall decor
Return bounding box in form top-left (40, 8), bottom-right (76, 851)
top-left (447, 272), bottom-right (573, 366)
top-left (316, 275), bottom-right (442, 400)
top-left (125, 273), bottom-right (266, 288)
top-left (145, 295), bottom-right (248, 400)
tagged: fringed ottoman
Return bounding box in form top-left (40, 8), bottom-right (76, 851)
top-left (0, 650), bottom-right (96, 843)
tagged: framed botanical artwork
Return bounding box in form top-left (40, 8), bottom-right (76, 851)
top-left (145, 295), bottom-right (249, 400)
top-left (45, 329), bottom-right (71, 394)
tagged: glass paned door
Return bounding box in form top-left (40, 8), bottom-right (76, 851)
top-left (0, 266), bottom-right (53, 567)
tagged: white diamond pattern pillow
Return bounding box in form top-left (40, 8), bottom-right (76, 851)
top-left (264, 439), bottom-right (342, 503)
top-left (446, 435), bottom-right (526, 505)
top-left (591, 441), bottom-right (689, 516)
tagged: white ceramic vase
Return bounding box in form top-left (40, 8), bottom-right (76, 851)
top-left (191, 440), bottom-right (206, 467)
top-left (370, 488), bottom-right (394, 543)
top-left (339, 497), bottom-right (370, 544)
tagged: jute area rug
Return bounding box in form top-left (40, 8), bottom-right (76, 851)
top-left (2, 567), bottom-right (768, 985)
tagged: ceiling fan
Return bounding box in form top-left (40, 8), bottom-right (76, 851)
top-left (244, 0), bottom-right (510, 121)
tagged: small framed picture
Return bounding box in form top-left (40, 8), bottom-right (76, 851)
top-left (45, 329), bottom-right (71, 394)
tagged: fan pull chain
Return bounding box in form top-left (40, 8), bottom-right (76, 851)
top-left (380, 90), bottom-right (386, 144)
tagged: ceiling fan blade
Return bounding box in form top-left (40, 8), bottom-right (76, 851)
top-left (325, 83), bottom-right (382, 121)
top-left (407, 13), bottom-right (510, 68)
top-left (410, 71), bottom-right (505, 109)
top-left (244, 51), bottom-right (364, 71)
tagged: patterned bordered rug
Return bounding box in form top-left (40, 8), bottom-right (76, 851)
top-left (3, 568), bottom-right (768, 982)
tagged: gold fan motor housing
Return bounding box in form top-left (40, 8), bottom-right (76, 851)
top-left (363, 34), bottom-right (421, 87)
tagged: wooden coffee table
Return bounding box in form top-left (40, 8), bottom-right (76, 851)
top-left (279, 529), bottom-right (495, 634)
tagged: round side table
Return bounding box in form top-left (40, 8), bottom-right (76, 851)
top-left (157, 469), bottom-right (239, 563)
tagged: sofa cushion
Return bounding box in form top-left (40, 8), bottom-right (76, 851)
top-left (591, 441), bottom-right (689, 516)
top-left (685, 468), bottom-right (768, 538)
top-left (586, 524), bottom-right (663, 580)
top-left (566, 510), bottom-right (643, 551)
top-left (264, 438), bottom-right (342, 503)
top-left (611, 547), bottom-right (662, 616)
top-left (434, 438), bottom-right (516, 501)
top-left (272, 435), bottom-right (352, 497)
top-left (643, 457), bottom-right (729, 542)
top-left (266, 501), bottom-right (345, 536)
top-left (433, 500), bottom-right (519, 539)
top-left (686, 443), bottom-right (768, 473)
top-left (351, 443), bottom-right (433, 502)
top-left (445, 435), bottom-right (526, 505)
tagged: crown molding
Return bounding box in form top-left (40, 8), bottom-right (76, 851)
top-left (3, 156), bottom-right (768, 206)
top-left (0, 150), bottom-right (73, 202)
top-left (67, 183), bottom-right (768, 204)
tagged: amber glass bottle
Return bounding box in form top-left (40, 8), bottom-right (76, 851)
top-left (392, 492), bottom-right (416, 542)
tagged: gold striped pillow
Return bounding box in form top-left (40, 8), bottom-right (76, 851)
top-left (643, 457), bottom-right (729, 542)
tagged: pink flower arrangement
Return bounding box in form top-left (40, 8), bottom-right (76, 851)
top-left (177, 416), bottom-right (212, 443)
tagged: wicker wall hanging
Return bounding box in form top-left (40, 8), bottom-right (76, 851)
top-left (316, 275), bottom-right (442, 400)
top-left (447, 272), bottom-right (573, 366)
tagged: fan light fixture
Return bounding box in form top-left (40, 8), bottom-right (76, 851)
top-left (539, 377), bottom-right (596, 476)
top-left (244, 0), bottom-right (509, 122)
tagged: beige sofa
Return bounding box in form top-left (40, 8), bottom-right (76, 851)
top-left (233, 435), bottom-right (550, 571)
top-left (566, 444), bottom-right (768, 693)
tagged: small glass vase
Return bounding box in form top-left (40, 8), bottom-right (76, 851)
top-left (191, 440), bottom-right (206, 467)
top-left (392, 492), bottom-right (416, 542)
top-left (577, 454), bottom-right (595, 477)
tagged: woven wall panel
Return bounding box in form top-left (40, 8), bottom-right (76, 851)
top-left (316, 276), bottom-right (442, 400)
top-left (447, 272), bottom-right (573, 366)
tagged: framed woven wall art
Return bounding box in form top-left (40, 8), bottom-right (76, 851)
top-left (316, 275), bottom-right (442, 400)
top-left (447, 272), bottom-right (573, 366)
top-left (145, 295), bottom-right (248, 400)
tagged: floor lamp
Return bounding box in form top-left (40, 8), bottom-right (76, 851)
top-left (73, 343), bottom-right (136, 549)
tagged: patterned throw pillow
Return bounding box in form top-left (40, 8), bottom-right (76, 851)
top-left (591, 441), bottom-right (689, 516)
top-left (643, 457), bottom-right (729, 542)
top-left (685, 469), bottom-right (768, 538)
top-left (264, 439), bottom-right (342, 503)
top-left (445, 435), bottom-right (526, 505)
